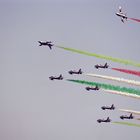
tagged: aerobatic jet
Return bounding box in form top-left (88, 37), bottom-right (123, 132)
top-left (97, 117), bottom-right (111, 123)
top-left (68, 68), bottom-right (82, 75)
top-left (115, 6), bottom-right (127, 23)
top-left (38, 41), bottom-right (53, 49)
top-left (94, 63), bottom-right (109, 69)
top-left (49, 74), bottom-right (63, 80)
top-left (85, 85), bottom-right (99, 91)
top-left (101, 104), bottom-right (115, 110)
top-left (120, 113), bottom-right (134, 120)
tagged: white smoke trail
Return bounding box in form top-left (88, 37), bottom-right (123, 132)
top-left (119, 109), bottom-right (140, 115)
top-left (102, 89), bottom-right (140, 99)
top-left (86, 73), bottom-right (140, 86)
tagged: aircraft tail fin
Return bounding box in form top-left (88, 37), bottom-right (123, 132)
top-left (130, 113), bottom-right (133, 117)
top-left (105, 63), bottom-right (107, 66)
top-left (111, 104), bottom-right (115, 109)
top-left (49, 45), bottom-right (52, 50)
top-left (38, 41), bottom-right (42, 46)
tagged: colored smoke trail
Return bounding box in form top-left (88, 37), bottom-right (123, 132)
top-left (102, 89), bottom-right (140, 99)
top-left (67, 79), bottom-right (140, 96)
top-left (113, 122), bottom-right (140, 128)
top-left (86, 73), bottom-right (140, 86)
top-left (129, 18), bottom-right (140, 22)
top-left (112, 68), bottom-right (140, 77)
top-left (119, 109), bottom-right (140, 115)
top-left (55, 45), bottom-right (140, 67)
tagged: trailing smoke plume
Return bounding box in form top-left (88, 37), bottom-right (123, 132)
top-left (55, 45), bottom-right (140, 67)
top-left (67, 79), bottom-right (140, 96)
top-left (112, 68), bottom-right (140, 77)
top-left (86, 73), bottom-right (140, 86)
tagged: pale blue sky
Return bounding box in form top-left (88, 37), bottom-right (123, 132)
top-left (0, 0), bottom-right (140, 140)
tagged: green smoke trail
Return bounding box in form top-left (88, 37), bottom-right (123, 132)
top-left (113, 122), bottom-right (140, 128)
top-left (55, 45), bottom-right (140, 67)
top-left (67, 79), bottom-right (140, 96)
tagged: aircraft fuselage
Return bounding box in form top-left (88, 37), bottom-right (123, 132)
top-left (101, 107), bottom-right (115, 110)
top-left (86, 86), bottom-right (99, 91)
top-left (49, 75), bottom-right (63, 80)
top-left (116, 12), bottom-right (127, 19)
top-left (97, 118), bottom-right (111, 123)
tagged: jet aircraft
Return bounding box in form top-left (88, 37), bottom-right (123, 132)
top-left (38, 41), bottom-right (53, 49)
top-left (97, 117), bottom-right (111, 123)
top-left (115, 6), bottom-right (127, 23)
top-left (49, 74), bottom-right (63, 80)
top-left (101, 104), bottom-right (115, 110)
top-left (120, 113), bottom-right (134, 120)
top-left (85, 85), bottom-right (99, 91)
top-left (95, 63), bottom-right (109, 69)
top-left (68, 69), bottom-right (82, 75)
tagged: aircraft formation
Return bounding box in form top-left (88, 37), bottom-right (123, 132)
top-left (39, 6), bottom-right (140, 127)
top-left (47, 57), bottom-right (136, 123)
top-left (97, 104), bottom-right (134, 123)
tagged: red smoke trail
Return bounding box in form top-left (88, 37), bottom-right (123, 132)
top-left (112, 68), bottom-right (140, 77)
top-left (129, 18), bottom-right (140, 22)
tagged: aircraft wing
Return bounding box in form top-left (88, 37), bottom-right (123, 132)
top-left (49, 46), bottom-right (52, 49)
top-left (121, 18), bottom-right (124, 23)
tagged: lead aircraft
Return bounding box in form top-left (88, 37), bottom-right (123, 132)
top-left (38, 41), bottom-right (53, 49)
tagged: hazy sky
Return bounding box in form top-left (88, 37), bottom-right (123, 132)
top-left (1, 0), bottom-right (140, 140)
